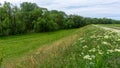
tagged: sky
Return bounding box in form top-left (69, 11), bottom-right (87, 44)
top-left (0, 0), bottom-right (120, 20)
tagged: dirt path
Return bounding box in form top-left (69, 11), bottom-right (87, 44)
top-left (93, 25), bottom-right (120, 33)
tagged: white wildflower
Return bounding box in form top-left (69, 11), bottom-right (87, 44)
top-left (97, 46), bottom-right (100, 49)
top-left (91, 55), bottom-right (95, 59)
top-left (90, 35), bottom-right (96, 38)
top-left (83, 45), bottom-right (87, 48)
top-left (90, 62), bottom-right (94, 65)
top-left (104, 35), bottom-right (109, 39)
top-left (98, 51), bottom-right (103, 55)
top-left (107, 50), bottom-right (114, 53)
top-left (89, 48), bottom-right (96, 52)
top-left (114, 49), bottom-right (120, 52)
top-left (83, 55), bottom-right (92, 60)
top-left (107, 52), bottom-right (109, 54)
top-left (81, 52), bottom-right (84, 55)
top-left (117, 39), bottom-right (120, 41)
top-left (102, 42), bottom-right (109, 45)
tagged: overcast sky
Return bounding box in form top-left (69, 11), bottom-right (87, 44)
top-left (0, 0), bottom-right (120, 20)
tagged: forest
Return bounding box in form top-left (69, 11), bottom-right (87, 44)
top-left (0, 2), bottom-right (120, 36)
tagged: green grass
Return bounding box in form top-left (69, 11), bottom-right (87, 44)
top-left (1, 25), bottom-right (120, 68)
top-left (11, 25), bottom-right (120, 68)
top-left (0, 28), bottom-right (79, 61)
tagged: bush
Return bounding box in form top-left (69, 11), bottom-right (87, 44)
top-left (63, 19), bottom-right (74, 29)
top-left (34, 18), bottom-right (59, 32)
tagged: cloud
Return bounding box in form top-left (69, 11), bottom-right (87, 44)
top-left (65, 1), bottom-right (119, 9)
top-left (0, 0), bottom-right (120, 20)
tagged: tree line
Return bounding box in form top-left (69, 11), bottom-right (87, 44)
top-left (0, 2), bottom-right (120, 36)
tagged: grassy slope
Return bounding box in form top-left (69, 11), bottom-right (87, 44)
top-left (2, 25), bottom-right (120, 68)
top-left (5, 27), bottom-right (82, 68)
top-left (6, 25), bottom-right (120, 68)
top-left (0, 28), bottom-right (79, 61)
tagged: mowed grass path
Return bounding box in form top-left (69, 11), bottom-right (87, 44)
top-left (99, 24), bottom-right (120, 30)
top-left (0, 29), bottom-right (79, 61)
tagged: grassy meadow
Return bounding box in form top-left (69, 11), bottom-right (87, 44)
top-left (0, 25), bottom-right (120, 68)
top-left (0, 29), bottom-right (79, 65)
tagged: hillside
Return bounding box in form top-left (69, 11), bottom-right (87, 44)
top-left (0, 28), bottom-right (80, 66)
top-left (1, 25), bottom-right (120, 68)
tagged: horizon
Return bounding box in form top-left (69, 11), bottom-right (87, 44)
top-left (0, 0), bottom-right (120, 20)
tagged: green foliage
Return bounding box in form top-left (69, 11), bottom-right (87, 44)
top-left (0, 1), bottom-right (120, 36)
top-left (20, 2), bottom-right (38, 12)
top-left (15, 21), bottom-right (26, 34)
top-left (69, 15), bottom-right (85, 27)
top-left (63, 19), bottom-right (74, 28)
top-left (49, 10), bottom-right (66, 28)
top-left (1, 18), bottom-right (11, 35)
top-left (34, 18), bottom-right (59, 32)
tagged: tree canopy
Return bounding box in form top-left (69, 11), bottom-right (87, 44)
top-left (0, 2), bottom-right (120, 36)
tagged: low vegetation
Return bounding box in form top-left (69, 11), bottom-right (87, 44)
top-left (3, 25), bottom-right (120, 68)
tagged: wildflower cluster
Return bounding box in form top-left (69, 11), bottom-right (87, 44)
top-left (71, 27), bottom-right (120, 68)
